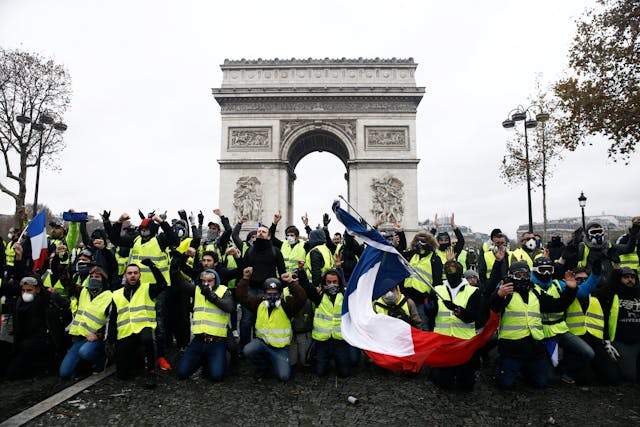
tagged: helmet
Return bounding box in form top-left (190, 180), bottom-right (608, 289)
top-left (509, 261), bottom-right (530, 277)
top-left (263, 278), bottom-right (283, 292)
top-left (533, 257), bottom-right (554, 279)
top-left (436, 232), bottom-right (450, 242)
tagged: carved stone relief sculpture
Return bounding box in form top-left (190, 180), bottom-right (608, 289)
top-left (365, 126), bottom-right (408, 150)
top-left (233, 176), bottom-right (264, 222)
top-left (371, 174), bottom-right (404, 224)
top-left (228, 127), bottom-right (272, 150)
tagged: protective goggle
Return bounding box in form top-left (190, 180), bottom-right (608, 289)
top-left (20, 276), bottom-right (38, 286)
top-left (533, 265), bottom-right (554, 275)
top-left (587, 228), bottom-right (604, 237)
top-left (510, 271), bottom-right (530, 280)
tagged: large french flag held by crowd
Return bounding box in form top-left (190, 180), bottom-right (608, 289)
top-left (333, 201), bottom-right (499, 372)
top-left (27, 210), bottom-right (49, 272)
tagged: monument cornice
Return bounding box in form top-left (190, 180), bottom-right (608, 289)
top-left (222, 57), bottom-right (417, 68)
top-left (212, 87), bottom-right (425, 97)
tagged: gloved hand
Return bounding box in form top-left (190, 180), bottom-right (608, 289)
top-left (198, 283), bottom-right (213, 298)
top-left (442, 299), bottom-right (461, 313)
top-left (158, 210), bottom-right (166, 221)
top-left (603, 340), bottom-right (620, 362)
top-left (140, 258), bottom-right (155, 268)
top-left (323, 213), bottom-right (331, 227)
top-left (138, 209), bottom-right (146, 220)
top-left (101, 210), bottom-right (111, 221)
top-left (188, 212), bottom-right (196, 227)
top-left (178, 210), bottom-right (188, 222)
top-left (198, 210), bottom-right (204, 225)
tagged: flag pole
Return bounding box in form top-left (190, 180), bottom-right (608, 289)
top-left (336, 195), bottom-right (439, 296)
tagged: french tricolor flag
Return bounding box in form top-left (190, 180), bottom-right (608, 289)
top-left (333, 201), bottom-right (498, 372)
top-left (27, 210), bottom-right (49, 272)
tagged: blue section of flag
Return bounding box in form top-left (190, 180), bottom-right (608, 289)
top-left (27, 210), bottom-right (46, 236)
top-left (333, 201), bottom-right (410, 315)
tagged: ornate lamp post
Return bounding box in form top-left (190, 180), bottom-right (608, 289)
top-left (578, 191), bottom-right (587, 231)
top-left (15, 112), bottom-right (67, 217)
top-left (501, 105), bottom-right (548, 233)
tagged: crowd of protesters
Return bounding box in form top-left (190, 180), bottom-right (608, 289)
top-left (1, 206), bottom-right (638, 391)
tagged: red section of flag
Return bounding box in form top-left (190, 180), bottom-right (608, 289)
top-left (32, 247), bottom-right (48, 272)
top-left (365, 311), bottom-right (499, 372)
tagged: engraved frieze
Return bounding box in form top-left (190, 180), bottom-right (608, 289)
top-left (228, 127), bottom-right (272, 151)
top-left (371, 175), bottom-right (404, 224)
top-left (365, 126), bottom-right (408, 150)
top-left (233, 176), bottom-right (264, 222)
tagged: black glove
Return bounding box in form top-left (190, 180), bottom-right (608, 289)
top-left (138, 209), bottom-right (146, 220)
top-left (198, 210), bottom-right (204, 225)
top-left (198, 283), bottom-right (214, 298)
top-left (178, 210), bottom-right (188, 222)
top-left (102, 210), bottom-right (111, 221)
top-left (442, 300), bottom-right (460, 312)
top-left (140, 258), bottom-right (155, 268)
top-left (630, 220), bottom-right (640, 236)
top-left (323, 213), bottom-right (331, 227)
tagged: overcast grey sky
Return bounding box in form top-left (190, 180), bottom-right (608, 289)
top-left (1, 0), bottom-right (638, 238)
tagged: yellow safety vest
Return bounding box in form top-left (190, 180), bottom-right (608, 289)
top-left (129, 236), bottom-right (170, 285)
top-left (42, 270), bottom-right (67, 294)
top-left (5, 241), bottom-right (15, 267)
top-left (510, 248), bottom-right (534, 269)
top-left (619, 251), bottom-right (639, 271)
top-left (403, 253), bottom-right (433, 293)
top-left (498, 291), bottom-right (544, 341)
top-left (373, 296), bottom-right (411, 320)
top-left (566, 296), bottom-right (606, 339)
top-left (115, 250), bottom-right (129, 275)
top-left (305, 244), bottom-right (334, 277)
top-left (312, 293), bottom-right (343, 341)
top-left (536, 280), bottom-right (569, 338)
top-left (69, 288), bottom-right (113, 337)
top-left (112, 283), bottom-right (156, 340)
top-left (434, 284), bottom-right (477, 339)
top-left (608, 294), bottom-right (620, 342)
top-left (483, 250), bottom-right (514, 279)
top-left (255, 303), bottom-right (292, 348)
top-left (192, 284), bottom-right (229, 337)
top-left (281, 240), bottom-right (307, 273)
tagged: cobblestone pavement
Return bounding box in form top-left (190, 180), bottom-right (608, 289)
top-left (1, 351), bottom-right (638, 427)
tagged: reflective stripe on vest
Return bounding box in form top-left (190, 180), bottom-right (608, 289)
top-left (112, 283), bottom-right (156, 340)
top-left (404, 253), bottom-right (433, 293)
top-left (129, 236), bottom-right (170, 284)
top-left (433, 284), bottom-right (477, 339)
top-left (619, 252), bottom-right (639, 271)
top-left (281, 240), bottom-right (307, 273)
top-left (255, 303), bottom-right (292, 348)
top-left (537, 280), bottom-right (569, 338)
top-left (69, 288), bottom-right (113, 336)
top-left (192, 284), bottom-right (229, 337)
top-left (5, 241), bottom-right (15, 267)
top-left (312, 293), bottom-right (343, 341)
top-left (499, 291), bottom-right (544, 340)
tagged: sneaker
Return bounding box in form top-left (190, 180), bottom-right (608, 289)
top-left (157, 357), bottom-right (171, 371)
top-left (561, 374), bottom-right (575, 384)
top-left (144, 371), bottom-right (157, 389)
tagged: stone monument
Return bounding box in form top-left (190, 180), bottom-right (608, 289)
top-left (212, 57), bottom-right (424, 234)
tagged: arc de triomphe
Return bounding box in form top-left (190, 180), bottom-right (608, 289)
top-left (212, 58), bottom-right (424, 234)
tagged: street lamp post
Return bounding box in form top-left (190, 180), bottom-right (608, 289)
top-left (501, 106), bottom-right (548, 233)
top-left (578, 191), bottom-right (587, 230)
top-left (15, 112), bottom-right (67, 217)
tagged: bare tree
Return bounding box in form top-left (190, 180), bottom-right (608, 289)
top-left (0, 48), bottom-right (71, 227)
top-left (501, 77), bottom-right (563, 242)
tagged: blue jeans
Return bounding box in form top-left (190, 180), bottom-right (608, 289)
top-left (243, 338), bottom-right (291, 381)
top-left (315, 338), bottom-right (353, 377)
top-left (59, 339), bottom-right (105, 380)
top-left (557, 332), bottom-right (595, 380)
top-left (240, 288), bottom-right (263, 349)
top-left (177, 336), bottom-right (226, 381)
top-left (495, 354), bottom-right (549, 390)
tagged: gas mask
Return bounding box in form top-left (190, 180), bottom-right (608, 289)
top-left (382, 290), bottom-right (399, 305)
top-left (22, 292), bottom-right (35, 303)
top-left (524, 239), bottom-right (537, 251)
top-left (175, 226), bottom-right (186, 240)
top-left (586, 228), bottom-right (606, 249)
top-left (416, 242), bottom-right (428, 252)
top-left (264, 293), bottom-right (282, 308)
top-left (7, 232), bottom-right (13, 240)
top-left (286, 236), bottom-right (297, 246)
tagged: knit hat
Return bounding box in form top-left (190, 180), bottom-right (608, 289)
top-left (464, 270), bottom-right (479, 280)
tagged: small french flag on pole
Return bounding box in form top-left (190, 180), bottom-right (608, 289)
top-left (27, 210), bottom-right (48, 272)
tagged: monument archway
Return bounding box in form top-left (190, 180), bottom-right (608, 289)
top-left (212, 58), bottom-right (424, 236)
